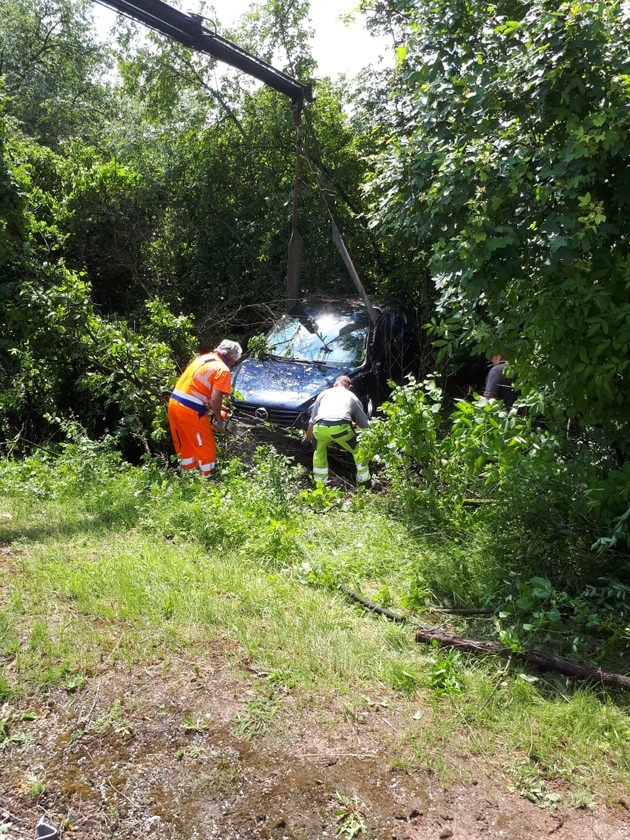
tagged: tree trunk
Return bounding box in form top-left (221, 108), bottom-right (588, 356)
top-left (339, 585), bottom-right (630, 692)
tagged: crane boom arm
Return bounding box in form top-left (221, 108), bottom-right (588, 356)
top-left (95, 0), bottom-right (312, 106)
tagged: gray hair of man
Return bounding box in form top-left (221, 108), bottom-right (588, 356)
top-left (215, 339), bottom-right (243, 364)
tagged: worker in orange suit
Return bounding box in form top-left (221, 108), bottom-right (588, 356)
top-left (168, 339), bottom-right (243, 477)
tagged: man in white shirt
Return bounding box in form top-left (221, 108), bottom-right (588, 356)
top-left (304, 376), bottom-right (370, 486)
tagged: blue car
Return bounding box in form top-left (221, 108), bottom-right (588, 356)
top-left (231, 297), bottom-right (417, 429)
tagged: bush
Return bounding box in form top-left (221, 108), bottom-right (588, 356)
top-left (363, 377), bottom-right (630, 621)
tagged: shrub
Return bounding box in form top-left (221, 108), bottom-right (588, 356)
top-left (364, 378), bottom-right (629, 616)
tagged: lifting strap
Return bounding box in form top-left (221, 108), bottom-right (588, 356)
top-left (306, 157), bottom-right (378, 326)
top-left (285, 100), bottom-right (304, 311)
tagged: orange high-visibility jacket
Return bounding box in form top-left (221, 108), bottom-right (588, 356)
top-left (171, 353), bottom-right (232, 414)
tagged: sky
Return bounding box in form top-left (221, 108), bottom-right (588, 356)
top-left (92, 0), bottom-right (392, 79)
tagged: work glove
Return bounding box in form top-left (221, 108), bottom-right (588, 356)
top-left (212, 418), bottom-right (227, 435)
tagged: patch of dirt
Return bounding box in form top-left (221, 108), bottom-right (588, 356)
top-left (224, 420), bottom-right (360, 487)
top-left (1, 650), bottom-right (628, 840)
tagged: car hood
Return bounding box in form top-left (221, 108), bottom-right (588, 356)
top-left (232, 358), bottom-right (354, 410)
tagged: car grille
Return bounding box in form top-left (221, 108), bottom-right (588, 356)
top-left (233, 402), bottom-right (309, 429)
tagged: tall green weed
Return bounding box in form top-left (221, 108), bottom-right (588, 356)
top-left (138, 446), bottom-right (304, 564)
top-left (363, 378), bottom-right (630, 654)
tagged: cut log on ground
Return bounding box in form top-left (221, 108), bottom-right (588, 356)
top-left (339, 584), bottom-right (630, 692)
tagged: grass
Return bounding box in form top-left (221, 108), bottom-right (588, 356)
top-left (0, 444), bottom-right (629, 807)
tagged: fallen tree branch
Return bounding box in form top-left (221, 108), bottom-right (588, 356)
top-left (339, 585), bottom-right (408, 624)
top-left (339, 584), bottom-right (630, 692)
top-left (412, 627), bottom-right (630, 692)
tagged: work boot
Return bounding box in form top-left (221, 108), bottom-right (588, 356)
top-left (36, 819), bottom-right (59, 839)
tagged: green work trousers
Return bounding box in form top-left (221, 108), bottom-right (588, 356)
top-left (312, 423), bottom-right (370, 485)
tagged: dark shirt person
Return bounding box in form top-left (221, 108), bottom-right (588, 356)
top-left (483, 354), bottom-right (516, 407)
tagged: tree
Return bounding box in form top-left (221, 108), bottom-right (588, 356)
top-left (107, 5), bottom-right (383, 326)
top-left (0, 0), bottom-right (114, 146)
top-left (0, 91), bottom-right (24, 277)
top-left (0, 0), bottom-right (396, 453)
top-left (0, 120), bottom-right (196, 453)
top-left (368, 0), bottom-right (630, 450)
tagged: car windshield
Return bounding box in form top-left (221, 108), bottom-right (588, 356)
top-left (267, 305), bottom-right (370, 366)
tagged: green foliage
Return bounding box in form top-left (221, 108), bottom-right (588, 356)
top-left (233, 695), bottom-right (279, 739)
top-left (0, 0), bottom-right (114, 146)
top-left (0, 117), bottom-right (199, 453)
top-left (508, 763), bottom-right (562, 809)
top-left (364, 377), bottom-right (629, 656)
top-left (89, 700), bottom-right (132, 737)
top-left (0, 95), bottom-right (24, 275)
top-left (387, 661), bottom-right (422, 695)
top-left (246, 332), bottom-right (272, 359)
top-left (365, 378), bottom-right (558, 509)
top-left (298, 484), bottom-right (346, 512)
top-left (61, 147), bottom-right (169, 314)
top-left (0, 710), bottom-right (28, 747)
top-left (370, 0), bottom-right (630, 456)
top-left (428, 647), bottom-right (465, 697)
top-left (183, 714), bottom-right (210, 734)
top-left (137, 446), bottom-right (303, 561)
top-left (589, 469), bottom-right (630, 552)
top-left (2, 264), bottom-right (194, 452)
top-left (497, 575), bottom-right (630, 660)
top-left (334, 791), bottom-right (367, 838)
top-left (113, 14), bottom-right (375, 317)
top-left (363, 376), bottom-right (443, 493)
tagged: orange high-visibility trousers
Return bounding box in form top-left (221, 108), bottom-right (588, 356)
top-left (168, 399), bottom-right (216, 476)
